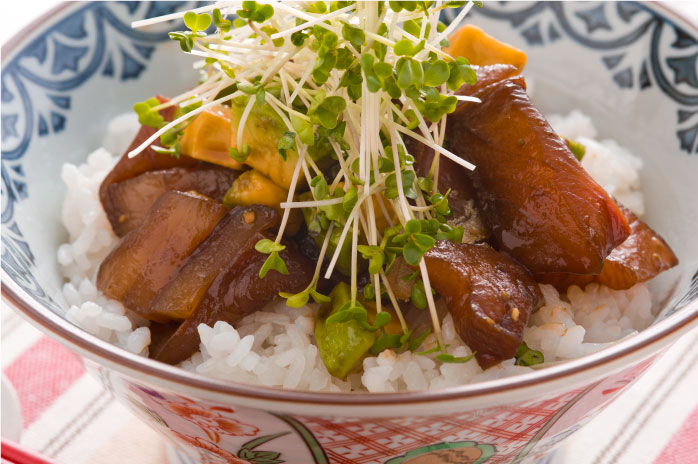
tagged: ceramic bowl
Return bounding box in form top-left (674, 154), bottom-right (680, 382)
top-left (3, 2), bottom-right (698, 463)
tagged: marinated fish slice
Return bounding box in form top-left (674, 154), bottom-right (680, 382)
top-left (539, 205), bottom-right (678, 291)
top-left (105, 164), bottom-right (239, 236)
top-left (455, 63), bottom-right (520, 100)
top-left (143, 205), bottom-right (280, 321)
top-left (408, 136), bottom-right (478, 221)
top-left (406, 65), bottom-right (519, 234)
top-left (150, 246), bottom-right (313, 365)
top-left (97, 191), bottom-right (227, 308)
top-left (98, 96), bottom-right (198, 216)
top-left (424, 240), bottom-right (543, 369)
top-left (447, 77), bottom-right (631, 274)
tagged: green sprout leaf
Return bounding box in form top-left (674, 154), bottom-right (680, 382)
top-left (184, 11), bottom-right (211, 33)
top-left (308, 95), bottom-right (347, 130)
top-left (394, 38), bottom-right (425, 57)
top-left (212, 9), bottom-right (232, 32)
top-left (310, 175), bottom-right (328, 200)
top-left (259, 251), bottom-right (289, 278)
top-left (291, 116), bottom-right (315, 146)
top-left (447, 56), bottom-right (477, 91)
top-left (373, 311), bottom-right (392, 329)
top-left (435, 352), bottom-right (476, 363)
top-left (168, 31), bottom-right (194, 52)
top-left (402, 241), bottom-right (423, 266)
top-left (408, 328), bottom-right (431, 351)
top-left (255, 88), bottom-right (266, 107)
top-left (228, 143), bottom-right (250, 163)
top-left (410, 280), bottom-right (427, 309)
top-left (342, 23), bottom-right (365, 48)
top-left (565, 138), bottom-right (586, 161)
top-left (369, 333), bottom-right (402, 355)
top-left (515, 342), bottom-right (544, 366)
top-left (133, 98), bottom-right (164, 128)
top-left (237, 1), bottom-right (275, 23)
top-left (309, 287), bottom-right (331, 304)
top-left (277, 131), bottom-right (296, 161)
top-left (423, 60), bottom-right (450, 87)
top-left (280, 289), bottom-right (310, 308)
top-left (342, 186), bottom-right (358, 212)
top-left (255, 238), bottom-right (286, 254)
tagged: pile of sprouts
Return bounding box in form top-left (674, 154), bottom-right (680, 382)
top-left (128, 1), bottom-right (482, 360)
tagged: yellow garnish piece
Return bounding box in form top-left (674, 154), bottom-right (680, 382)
top-left (230, 104), bottom-right (300, 190)
top-left (224, 169), bottom-right (301, 235)
top-left (446, 24), bottom-right (527, 72)
top-left (180, 106), bottom-right (244, 170)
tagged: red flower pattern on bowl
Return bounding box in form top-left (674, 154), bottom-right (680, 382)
top-left (172, 431), bottom-right (250, 464)
top-left (165, 399), bottom-right (259, 442)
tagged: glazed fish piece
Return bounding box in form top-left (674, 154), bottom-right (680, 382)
top-left (150, 245), bottom-right (313, 364)
top-left (539, 204), bottom-right (678, 290)
top-left (456, 63), bottom-right (520, 98)
top-left (407, 64), bottom-right (520, 234)
top-left (99, 96), bottom-right (198, 230)
top-left (409, 136), bottom-right (478, 221)
top-left (97, 191), bottom-right (227, 311)
top-left (424, 240), bottom-right (543, 369)
top-left (143, 205), bottom-right (280, 322)
top-left (104, 164), bottom-right (239, 236)
top-left (447, 77), bottom-right (631, 274)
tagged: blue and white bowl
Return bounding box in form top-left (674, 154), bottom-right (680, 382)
top-left (2, 3), bottom-right (698, 463)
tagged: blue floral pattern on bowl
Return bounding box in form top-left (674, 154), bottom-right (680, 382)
top-left (2, 2), bottom-right (200, 313)
top-left (461, 2), bottom-right (698, 153)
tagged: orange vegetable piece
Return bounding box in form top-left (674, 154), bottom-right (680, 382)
top-left (223, 169), bottom-right (302, 236)
top-left (180, 106), bottom-right (244, 170)
top-left (446, 24), bottom-right (527, 73)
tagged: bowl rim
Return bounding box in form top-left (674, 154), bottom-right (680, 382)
top-left (2, 0), bottom-right (698, 407)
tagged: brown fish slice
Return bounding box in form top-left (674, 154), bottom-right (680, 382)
top-left (143, 205), bottom-right (279, 322)
top-left (97, 191), bottom-right (227, 309)
top-left (407, 64), bottom-right (520, 229)
top-left (424, 240), bottom-right (543, 369)
top-left (456, 63), bottom-right (520, 99)
top-left (447, 77), bottom-right (631, 274)
top-left (99, 96), bottom-right (199, 232)
top-left (105, 164), bottom-right (239, 236)
top-left (408, 135), bottom-right (478, 221)
top-left (150, 246), bottom-right (314, 365)
top-left (539, 204), bottom-right (678, 291)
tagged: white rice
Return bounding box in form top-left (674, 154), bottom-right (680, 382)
top-left (56, 110), bottom-right (653, 391)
